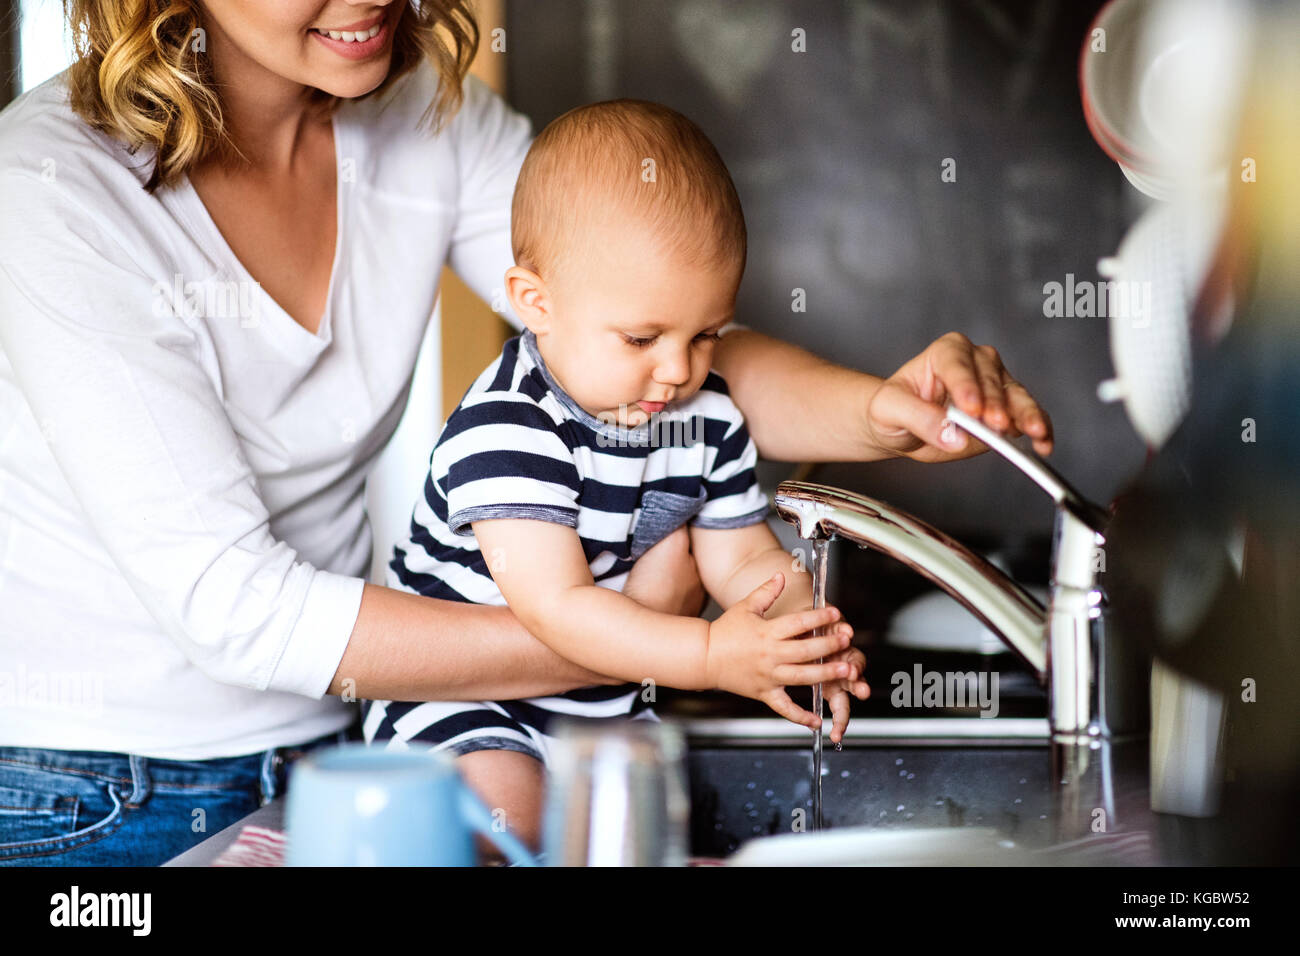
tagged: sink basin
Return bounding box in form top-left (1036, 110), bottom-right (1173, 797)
top-left (679, 718), bottom-right (1157, 863)
top-left (687, 742), bottom-right (1052, 857)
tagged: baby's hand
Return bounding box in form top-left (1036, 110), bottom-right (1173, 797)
top-left (822, 646), bottom-right (869, 745)
top-left (704, 573), bottom-right (853, 730)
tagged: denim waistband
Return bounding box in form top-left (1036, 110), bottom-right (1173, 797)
top-left (0, 727), bottom-right (356, 807)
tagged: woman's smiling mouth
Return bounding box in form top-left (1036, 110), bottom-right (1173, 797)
top-left (309, 12), bottom-right (390, 57)
top-left (312, 23), bottom-right (382, 42)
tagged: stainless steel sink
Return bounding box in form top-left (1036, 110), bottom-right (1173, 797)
top-left (679, 718), bottom-right (1157, 863)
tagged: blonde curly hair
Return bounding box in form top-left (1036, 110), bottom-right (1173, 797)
top-left (63, 0), bottom-right (479, 192)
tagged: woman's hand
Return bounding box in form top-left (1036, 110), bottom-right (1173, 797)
top-left (865, 332), bottom-right (1054, 462)
top-left (713, 328), bottom-right (1054, 465)
top-left (622, 525), bottom-right (708, 617)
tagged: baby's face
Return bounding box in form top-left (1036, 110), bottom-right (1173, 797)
top-left (531, 225), bottom-right (740, 429)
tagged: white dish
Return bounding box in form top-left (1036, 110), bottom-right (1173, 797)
top-left (886, 588), bottom-right (1046, 655)
top-left (727, 826), bottom-right (1024, 866)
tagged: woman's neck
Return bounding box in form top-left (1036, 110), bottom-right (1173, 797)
top-left (200, 19), bottom-right (329, 177)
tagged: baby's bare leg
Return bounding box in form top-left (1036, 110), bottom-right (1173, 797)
top-left (455, 749), bottom-right (546, 862)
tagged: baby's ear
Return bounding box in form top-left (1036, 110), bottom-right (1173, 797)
top-left (504, 266), bottom-right (551, 334)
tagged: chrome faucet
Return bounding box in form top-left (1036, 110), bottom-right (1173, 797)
top-left (775, 404), bottom-right (1148, 838)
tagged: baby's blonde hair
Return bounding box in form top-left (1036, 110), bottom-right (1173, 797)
top-left (62, 0), bottom-right (479, 192)
top-left (511, 100), bottom-right (747, 281)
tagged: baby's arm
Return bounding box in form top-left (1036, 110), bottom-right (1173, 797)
top-left (472, 518), bottom-right (850, 725)
top-left (689, 522), bottom-right (813, 617)
top-left (473, 518), bottom-right (710, 688)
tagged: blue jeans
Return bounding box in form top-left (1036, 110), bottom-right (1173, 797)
top-left (0, 724), bottom-right (359, 866)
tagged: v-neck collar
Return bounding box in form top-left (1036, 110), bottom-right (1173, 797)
top-left (162, 109), bottom-right (347, 351)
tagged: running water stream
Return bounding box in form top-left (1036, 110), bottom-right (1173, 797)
top-left (809, 536), bottom-right (831, 830)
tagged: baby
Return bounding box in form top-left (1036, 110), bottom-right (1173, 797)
top-left (363, 100), bottom-right (868, 851)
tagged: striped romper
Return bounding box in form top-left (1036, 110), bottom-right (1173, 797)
top-left (361, 329), bottom-right (769, 765)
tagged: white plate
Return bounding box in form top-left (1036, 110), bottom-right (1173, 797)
top-left (727, 826), bottom-right (1024, 866)
top-left (886, 589), bottom-right (1046, 655)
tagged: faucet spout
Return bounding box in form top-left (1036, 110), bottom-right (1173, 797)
top-left (774, 482), bottom-right (1047, 681)
top-left (773, 424), bottom-right (1141, 842)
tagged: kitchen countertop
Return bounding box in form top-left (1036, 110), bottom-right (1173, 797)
top-left (164, 800), bottom-right (285, 867)
top-left (164, 725), bottom-right (1171, 866)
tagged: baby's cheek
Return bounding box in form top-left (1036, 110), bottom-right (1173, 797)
top-left (689, 355), bottom-right (714, 391)
top-left (583, 350), bottom-right (628, 400)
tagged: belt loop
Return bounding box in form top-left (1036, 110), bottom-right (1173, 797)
top-left (126, 755), bottom-right (150, 806)
top-left (259, 748), bottom-right (284, 806)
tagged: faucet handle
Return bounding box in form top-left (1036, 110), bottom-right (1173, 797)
top-left (944, 403), bottom-right (1109, 535)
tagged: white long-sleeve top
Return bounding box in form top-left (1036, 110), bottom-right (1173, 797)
top-left (0, 63), bottom-right (529, 758)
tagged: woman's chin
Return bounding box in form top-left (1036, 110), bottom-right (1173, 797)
top-left (310, 63), bottom-right (393, 100)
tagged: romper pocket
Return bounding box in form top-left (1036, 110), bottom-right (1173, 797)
top-left (630, 488), bottom-right (709, 559)
top-left (0, 785), bottom-right (79, 846)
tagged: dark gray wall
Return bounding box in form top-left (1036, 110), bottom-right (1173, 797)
top-left (507, 0), bottom-right (1149, 541)
top-left (1, 1), bottom-right (20, 107)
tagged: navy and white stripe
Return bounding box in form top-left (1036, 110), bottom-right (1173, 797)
top-left (363, 329), bottom-right (769, 762)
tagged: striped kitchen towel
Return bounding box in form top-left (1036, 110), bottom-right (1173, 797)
top-left (211, 825), bottom-right (287, 867)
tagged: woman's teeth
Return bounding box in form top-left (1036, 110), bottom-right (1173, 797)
top-left (313, 24), bottom-right (382, 42)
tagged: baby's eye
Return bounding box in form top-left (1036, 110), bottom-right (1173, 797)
top-left (622, 334), bottom-right (657, 349)
top-left (694, 330), bottom-right (722, 344)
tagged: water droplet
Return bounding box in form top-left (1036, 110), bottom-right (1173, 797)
top-left (752, 825), bottom-right (763, 834)
top-left (748, 810), bottom-right (758, 819)
top-left (1013, 798), bottom-right (1022, 805)
top-left (896, 804), bottom-right (905, 812)
top-left (1019, 778), bottom-right (1026, 785)
top-left (753, 760), bottom-right (764, 769)
top-left (898, 769), bottom-right (907, 777)
top-left (879, 810), bottom-right (888, 818)
top-left (743, 801), bottom-right (754, 811)
top-left (714, 822), bottom-right (724, 830)
top-left (745, 781), bottom-right (757, 790)
top-left (1039, 814), bottom-right (1047, 820)
top-left (904, 812), bottom-right (914, 820)
top-left (894, 758), bottom-right (904, 766)
top-left (998, 839), bottom-right (1015, 849)
top-left (764, 789), bottom-right (774, 798)
top-left (906, 773), bottom-right (915, 780)
top-left (840, 770), bottom-right (850, 778)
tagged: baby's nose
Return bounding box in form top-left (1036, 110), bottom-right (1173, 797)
top-left (655, 352), bottom-right (691, 385)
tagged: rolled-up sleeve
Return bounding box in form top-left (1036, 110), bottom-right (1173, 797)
top-left (0, 173), bottom-right (362, 699)
top-left (445, 75), bottom-right (534, 332)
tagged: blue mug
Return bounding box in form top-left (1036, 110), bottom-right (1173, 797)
top-left (284, 743), bottom-right (536, 866)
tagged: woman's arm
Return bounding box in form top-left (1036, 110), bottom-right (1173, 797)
top-left (329, 583), bottom-right (618, 701)
top-left (712, 328), bottom-right (1054, 463)
top-left (328, 520), bottom-right (707, 701)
